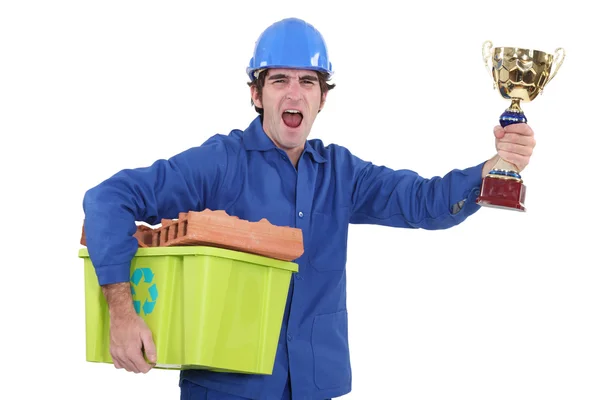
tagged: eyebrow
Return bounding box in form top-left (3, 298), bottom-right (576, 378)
top-left (268, 74), bottom-right (318, 82)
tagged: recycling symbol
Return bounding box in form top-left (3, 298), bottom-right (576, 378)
top-left (130, 267), bottom-right (158, 316)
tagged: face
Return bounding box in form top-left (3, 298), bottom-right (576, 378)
top-left (251, 68), bottom-right (327, 152)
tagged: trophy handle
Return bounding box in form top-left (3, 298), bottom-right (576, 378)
top-left (482, 40), bottom-right (496, 90)
top-left (548, 47), bottom-right (566, 83)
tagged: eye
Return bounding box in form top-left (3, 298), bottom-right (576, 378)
top-left (301, 80), bottom-right (315, 85)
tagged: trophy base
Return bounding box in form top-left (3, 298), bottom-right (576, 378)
top-left (476, 175), bottom-right (526, 212)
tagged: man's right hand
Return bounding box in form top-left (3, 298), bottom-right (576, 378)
top-left (102, 282), bottom-right (157, 373)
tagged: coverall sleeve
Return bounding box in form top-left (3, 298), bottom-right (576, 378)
top-left (349, 154), bottom-right (485, 230)
top-left (82, 135), bottom-right (230, 285)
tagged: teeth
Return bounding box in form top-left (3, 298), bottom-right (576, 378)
top-left (284, 109), bottom-right (301, 114)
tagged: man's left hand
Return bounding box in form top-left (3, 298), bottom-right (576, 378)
top-left (494, 123), bottom-right (536, 172)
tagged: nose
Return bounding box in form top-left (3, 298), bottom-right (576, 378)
top-left (285, 79), bottom-right (302, 101)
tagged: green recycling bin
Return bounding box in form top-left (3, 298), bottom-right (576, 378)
top-left (79, 246), bottom-right (298, 374)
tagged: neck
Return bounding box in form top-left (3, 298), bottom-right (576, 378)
top-left (260, 116), bottom-right (304, 167)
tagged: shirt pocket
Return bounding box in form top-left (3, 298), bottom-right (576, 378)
top-left (308, 207), bottom-right (350, 272)
top-left (311, 310), bottom-right (351, 390)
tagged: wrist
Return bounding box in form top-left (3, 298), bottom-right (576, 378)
top-left (102, 282), bottom-right (136, 319)
top-left (481, 154), bottom-right (500, 179)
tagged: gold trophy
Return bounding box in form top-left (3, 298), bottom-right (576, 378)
top-left (476, 41), bottom-right (565, 211)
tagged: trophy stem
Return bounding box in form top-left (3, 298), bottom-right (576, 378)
top-left (507, 99), bottom-right (522, 113)
top-left (500, 99), bottom-right (527, 127)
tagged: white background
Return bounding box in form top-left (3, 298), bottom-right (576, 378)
top-left (1, 1), bottom-right (598, 399)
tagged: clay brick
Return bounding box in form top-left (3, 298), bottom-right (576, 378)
top-left (156, 210), bottom-right (304, 261)
top-left (81, 224), bottom-right (155, 248)
top-left (80, 209), bottom-right (304, 262)
top-left (133, 225), bottom-right (154, 248)
top-left (80, 225), bottom-right (87, 246)
top-left (177, 212), bottom-right (187, 237)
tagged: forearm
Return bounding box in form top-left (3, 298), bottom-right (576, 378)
top-left (351, 162), bottom-right (486, 229)
top-left (102, 282), bottom-right (137, 318)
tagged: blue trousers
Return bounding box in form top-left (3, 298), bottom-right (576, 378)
top-left (180, 378), bottom-right (333, 400)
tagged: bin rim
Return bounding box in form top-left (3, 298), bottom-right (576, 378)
top-left (78, 246), bottom-right (298, 272)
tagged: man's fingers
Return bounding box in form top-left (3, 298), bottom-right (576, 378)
top-left (493, 125), bottom-right (505, 139)
top-left (122, 357), bottom-right (140, 373)
top-left (493, 122), bottom-right (535, 172)
top-left (141, 329), bottom-right (157, 365)
top-left (127, 348), bottom-right (149, 373)
top-left (112, 348), bottom-right (141, 373)
top-left (111, 349), bottom-right (126, 370)
top-left (497, 133), bottom-right (536, 147)
top-left (108, 315), bottom-right (155, 374)
top-left (113, 357), bottom-right (124, 370)
top-left (496, 141), bottom-right (534, 156)
top-left (498, 151), bottom-right (528, 170)
top-left (504, 123), bottom-right (535, 136)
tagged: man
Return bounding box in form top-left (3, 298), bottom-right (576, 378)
top-left (82, 17), bottom-right (536, 400)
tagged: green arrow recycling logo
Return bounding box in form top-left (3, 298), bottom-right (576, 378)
top-left (130, 267), bottom-right (158, 315)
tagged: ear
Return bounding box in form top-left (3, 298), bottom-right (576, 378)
top-left (319, 91), bottom-right (328, 111)
top-left (251, 86), bottom-right (263, 109)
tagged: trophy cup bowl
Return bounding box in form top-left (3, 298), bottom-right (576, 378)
top-left (476, 41), bottom-right (565, 211)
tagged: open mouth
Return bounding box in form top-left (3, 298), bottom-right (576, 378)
top-left (282, 109), bottom-right (303, 128)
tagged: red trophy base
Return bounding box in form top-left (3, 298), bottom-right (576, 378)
top-left (476, 175), bottom-right (526, 212)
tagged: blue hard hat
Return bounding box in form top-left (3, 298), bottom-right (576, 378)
top-left (246, 18), bottom-right (333, 81)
